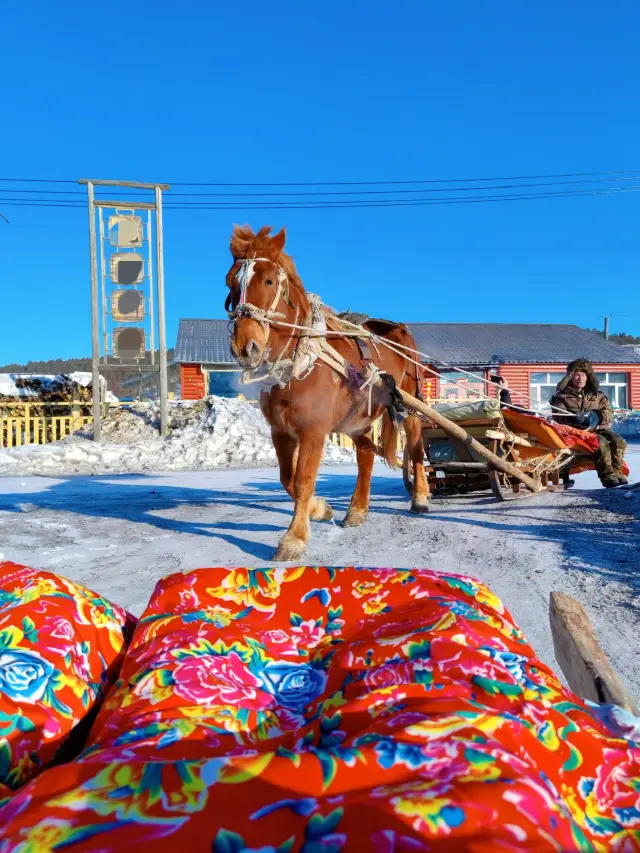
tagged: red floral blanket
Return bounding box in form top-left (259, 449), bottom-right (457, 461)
top-left (1, 565), bottom-right (639, 851)
top-left (0, 562), bottom-right (134, 801)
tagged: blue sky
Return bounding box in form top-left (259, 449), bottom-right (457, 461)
top-left (2, 0), bottom-right (639, 365)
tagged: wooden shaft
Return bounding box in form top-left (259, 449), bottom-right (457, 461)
top-left (397, 389), bottom-right (543, 493)
top-left (550, 591), bottom-right (638, 713)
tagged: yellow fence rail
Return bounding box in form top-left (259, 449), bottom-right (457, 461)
top-left (0, 403), bottom-right (94, 449)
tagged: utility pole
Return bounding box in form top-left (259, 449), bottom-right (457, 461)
top-left (604, 316), bottom-right (610, 340)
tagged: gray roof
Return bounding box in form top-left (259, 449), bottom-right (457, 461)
top-left (408, 323), bottom-right (640, 366)
top-left (175, 319), bottom-right (640, 367)
top-left (175, 319), bottom-right (234, 365)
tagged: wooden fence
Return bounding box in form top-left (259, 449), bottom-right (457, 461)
top-left (0, 402), bottom-right (94, 448)
top-left (1, 396), bottom-right (451, 450)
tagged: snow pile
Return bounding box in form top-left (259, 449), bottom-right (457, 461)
top-left (0, 397), bottom-right (355, 476)
top-left (613, 410), bottom-right (640, 440)
top-left (75, 401), bottom-right (212, 444)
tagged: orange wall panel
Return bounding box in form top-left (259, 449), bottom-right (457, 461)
top-left (180, 364), bottom-right (206, 400)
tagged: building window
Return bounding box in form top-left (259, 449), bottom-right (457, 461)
top-left (529, 373), bottom-right (565, 413)
top-left (529, 371), bottom-right (629, 412)
top-left (596, 372), bottom-right (628, 410)
top-left (438, 371), bottom-right (485, 402)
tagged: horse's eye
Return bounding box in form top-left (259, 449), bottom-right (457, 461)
top-left (265, 278), bottom-right (273, 286)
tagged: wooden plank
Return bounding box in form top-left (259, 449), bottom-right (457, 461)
top-left (93, 199), bottom-right (157, 210)
top-left (425, 417), bottom-right (503, 428)
top-left (425, 426), bottom-right (503, 439)
top-left (79, 179), bottom-right (170, 190)
top-left (549, 591), bottom-right (638, 713)
top-left (431, 462), bottom-right (487, 470)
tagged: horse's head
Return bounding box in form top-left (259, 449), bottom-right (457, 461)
top-left (226, 225), bottom-right (299, 369)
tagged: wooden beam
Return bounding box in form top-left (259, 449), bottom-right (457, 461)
top-left (79, 179), bottom-right (170, 190)
top-left (549, 591), bottom-right (638, 713)
top-left (93, 199), bottom-right (157, 210)
top-left (431, 461), bottom-right (487, 470)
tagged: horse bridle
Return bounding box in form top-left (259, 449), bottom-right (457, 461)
top-left (227, 257), bottom-right (300, 368)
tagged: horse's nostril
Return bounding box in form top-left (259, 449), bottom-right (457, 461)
top-left (246, 340), bottom-right (259, 358)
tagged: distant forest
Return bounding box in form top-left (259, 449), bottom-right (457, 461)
top-left (583, 329), bottom-right (640, 345)
top-left (0, 350), bottom-right (178, 398)
top-left (0, 350), bottom-right (175, 374)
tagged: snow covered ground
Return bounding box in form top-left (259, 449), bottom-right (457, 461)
top-left (0, 445), bottom-right (638, 705)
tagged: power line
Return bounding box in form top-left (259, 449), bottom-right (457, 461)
top-left (1, 184), bottom-right (639, 211)
top-left (169, 169), bottom-right (640, 187)
top-left (1, 168), bottom-right (640, 189)
top-left (3, 175), bottom-right (640, 198)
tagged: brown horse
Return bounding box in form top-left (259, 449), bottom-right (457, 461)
top-left (226, 225), bottom-right (429, 561)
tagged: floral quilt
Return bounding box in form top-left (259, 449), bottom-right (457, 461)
top-left (1, 565), bottom-right (639, 851)
top-left (0, 561), bottom-right (134, 801)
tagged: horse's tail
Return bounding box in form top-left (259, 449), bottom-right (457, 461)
top-left (381, 409), bottom-right (400, 469)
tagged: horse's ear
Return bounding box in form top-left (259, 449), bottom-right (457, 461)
top-left (270, 227), bottom-right (286, 256)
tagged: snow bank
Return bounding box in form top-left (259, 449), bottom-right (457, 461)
top-left (0, 397), bottom-right (355, 476)
top-left (613, 411), bottom-right (640, 440)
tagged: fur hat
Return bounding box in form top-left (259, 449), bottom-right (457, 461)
top-left (556, 357), bottom-right (599, 393)
top-left (566, 358), bottom-right (594, 375)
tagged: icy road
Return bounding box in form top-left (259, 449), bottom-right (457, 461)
top-left (0, 446), bottom-right (638, 706)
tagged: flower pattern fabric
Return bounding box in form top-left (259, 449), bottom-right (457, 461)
top-left (0, 561), bottom-right (135, 801)
top-left (0, 565), bottom-right (639, 852)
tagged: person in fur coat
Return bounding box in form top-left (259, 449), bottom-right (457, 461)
top-left (550, 358), bottom-right (627, 487)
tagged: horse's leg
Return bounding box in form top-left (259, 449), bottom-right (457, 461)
top-left (274, 430), bottom-right (327, 561)
top-left (273, 429), bottom-right (332, 521)
top-left (343, 429), bottom-right (375, 527)
top-left (404, 414), bottom-right (430, 513)
top-left (272, 429), bottom-right (298, 499)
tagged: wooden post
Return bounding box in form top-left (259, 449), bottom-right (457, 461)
top-left (397, 389), bottom-right (543, 493)
top-left (550, 591), bottom-right (638, 713)
top-left (87, 181), bottom-right (102, 442)
top-left (155, 185), bottom-right (169, 437)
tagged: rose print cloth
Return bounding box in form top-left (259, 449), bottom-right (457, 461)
top-left (1, 566), bottom-right (639, 851)
top-left (0, 561), bottom-right (135, 800)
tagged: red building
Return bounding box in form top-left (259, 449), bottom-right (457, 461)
top-left (411, 323), bottom-right (640, 412)
top-left (176, 320), bottom-right (640, 412)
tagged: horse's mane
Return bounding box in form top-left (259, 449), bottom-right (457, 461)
top-left (230, 225), bottom-right (302, 289)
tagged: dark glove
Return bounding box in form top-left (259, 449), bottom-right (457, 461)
top-left (573, 412), bottom-right (590, 427)
top-left (586, 411), bottom-right (601, 429)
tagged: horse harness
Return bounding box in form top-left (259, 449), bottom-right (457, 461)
top-left (227, 257), bottom-right (405, 418)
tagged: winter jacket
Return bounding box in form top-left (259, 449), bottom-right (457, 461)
top-left (550, 358), bottom-right (612, 429)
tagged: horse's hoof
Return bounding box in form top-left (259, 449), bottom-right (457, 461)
top-left (310, 498), bottom-right (333, 521)
top-left (342, 509), bottom-right (367, 527)
top-left (273, 536), bottom-right (305, 562)
top-left (411, 501), bottom-right (430, 514)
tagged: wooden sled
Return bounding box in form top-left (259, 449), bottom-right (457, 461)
top-left (398, 392), bottom-right (584, 503)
